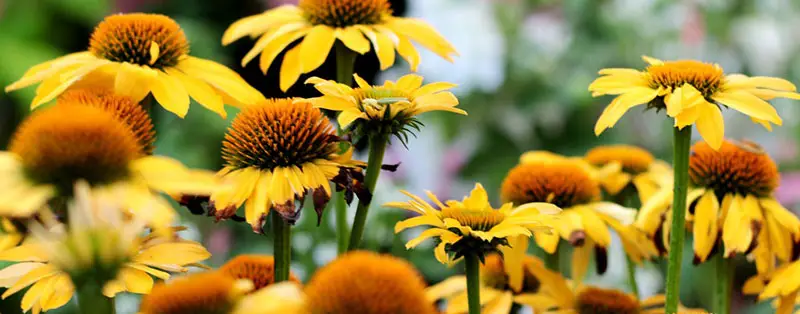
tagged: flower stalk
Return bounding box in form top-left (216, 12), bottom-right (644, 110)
top-left (665, 126), bottom-right (692, 312)
top-left (614, 189), bottom-right (640, 297)
top-left (76, 282), bottom-right (115, 314)
top-left (347, 131), bottom-right (390, 251)
top-left (464, 253), bottom-right (481, 314)
top-left (334, 42), bottom-right (357, 254)
top-left (272, 214), bottom-right (292, 282)
top-left (713, 253), bottom-right (732, 314)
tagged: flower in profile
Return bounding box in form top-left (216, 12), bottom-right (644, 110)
top-left (138, 271), bottom-right (257, 314)
top-left (306, 74), bottom-right (465, 144)
top-left (589, 56), bottom-right (800, 149)
top-left (5, 13), bottom-right (265, 118)
top-left (743, 260), bottom-right (800, 314)
top-left (219, 255), bottom-right (300, 290)
top-left (585, 145), bottom-right (672, 203)
top-left (222, 0), bottom-right (458, 91)
top-left (637, 140), bottom-right (800, 267)
top-left (0, 182), bottom-right (211, 313)
top-left (501, 155), bottom-right (656, 282)
top-left (390, 183), bottom-right (560, 265)
top-left (210, 98), bottom-right (367, 232)
top-left (58, 88), bottom-right (156, 154)
top-left (0, 102), bottom-right (218, 230)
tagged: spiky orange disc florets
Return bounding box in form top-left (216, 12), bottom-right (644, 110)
top-left (218, 255), bottom-right (300, 291)
top-left (575, 287), bottom-right (639, 314)
top-left (58, 89), bottom-right (155, 154)
top-left (646, 60), bottom-right (724, 98)
top-left (222, 99), bottom-right (339, 170)
top-left (139, 272), bottom-right (241, 314)
top-left (585, 145), bottom-right (654, 174)
top-left (299, 0), bottom-right (391, 27)
top-left (89, 13), bottom-right (189, 68)
top-left (501, 161), bottom-right (600, 208)
top-left (689, 140), bottom-right (779, 197)
top-left (304, 251), bottom-right (437, 314)
top-left (9, 105), bottom-right (140, 191)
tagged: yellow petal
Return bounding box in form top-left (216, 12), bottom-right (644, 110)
top-left (571, 242), bottom-right (593, 285)
top-left (499, 235), bottom-right (528, 292)
top-left (694, 103), bottom-right (725, 150)
top-left (594, 87), bottom-right (659, 136)
top-left (359, 26), bottom-right (395, 70)
top-left (299, 25), bottom-right (337, 73)
top-left (241, 23), bottom-right (306, 67)
top-left (642, 55), bottom-right (664, 65)
top-left (712, 91), bottom-right (782, 125)
top-left (149, 41), bottom-right (160, 65)
top-left (114, 62), bottom-right (157, 102)
top-left (386, 18), bottom-right (457, 61)
top-left (31, 59), bottom-right (109, 108)
top-left (396, 34), bottom-right (421, 71)
top-left (135, 242), bottom-right (210, 266)
top-left (692, 190), bottom-right (719, 262)
top-left (279, 45), bottom-right (303, 92)
top-left (336, 27), bottom-right (371, 54)
top-left (175, 57), bottom-right (265, 106)
top-left (150, 70), bottom-right (190, 118)
top-left (424, 275), bottom-right (466, 302)
top-left (165, 68), bottom-right (226, 118)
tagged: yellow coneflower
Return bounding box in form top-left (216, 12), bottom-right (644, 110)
top-left (306, 73), bottom-right (465, 142)
top-left (584, 145), bottom-right (672, 203)
top-left (743, 260), bottom-right (800, 314)
top-left (637, 140), bottom-right (799, 268)
top-left (513, 255), bottom-right (708, 314)
top-left (210, 98), bottom-right (366, 231)
top-left (222, 0), bottom-right (458, 91)
top-left (0, 103), bottom-right (218, 230)
top-left (589, 56), bottom-right (800, 150)
top-left (5, 13), bottom-right (265, 118)
top-left (138, 272), bottom-right (257, 314)
top-left (501, 155), bottom-right (656, 282)
top-left (0, 182), bottom-right (211, 313)
top-left (58, 88), bottom-right (156, 154)
top-left (219, 255), bottom-right (301, 290)
top-left (391, 183), bottom-right (560, 265)
top-left (231, 251), bottom-right (438, 314)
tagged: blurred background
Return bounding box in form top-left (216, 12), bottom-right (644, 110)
top-left (2, 0), bottom-right (800, 313)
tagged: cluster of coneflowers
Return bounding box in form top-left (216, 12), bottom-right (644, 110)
top-left (1, 1), bottom-right (800, 314)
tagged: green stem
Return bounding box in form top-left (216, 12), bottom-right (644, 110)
top-left (335, 194), bottom-right (349, 254)
top-left (335, 42), bottom-right (357, 86)
top-left (464, 253), bottom-right (482, 314)
top-left (347, 132), bottom-right (390, 251)
top-left (665, 126), bottom-right (692, 313)
top-left (272, 215), bottom-right (292, 282)
top-left (626, 255), bottom-right (640, 297)
top-left (333, 41), bottom-right (357, 254)
top-left (544, 249), bottom-right (560, 273)
top-left (76, 282), bottom-right (115, 314)
top-left (615, 190), bottom-right (640, 297)
top-left (713, 253), bottom-right (733, 314)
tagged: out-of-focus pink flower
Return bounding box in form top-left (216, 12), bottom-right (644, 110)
top-left (206, 226), bottom-right (233, 264)
top-left (681, 2), bottom-right (705, 46)
top-left (776, 172), bottom-right (800, 207)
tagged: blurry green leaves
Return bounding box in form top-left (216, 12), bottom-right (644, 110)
top-left (45, 0), bottom-right (109, 24)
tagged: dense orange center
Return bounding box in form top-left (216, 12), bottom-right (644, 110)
top-left (646, 60), bottom-right (724, 98)
top-left (440, 207), bottom-right (505, 232)
top-left (689, 140), bottom-right (779, 197)
top-left (218, 255), bottom-right (300, 291)
top-left (585, 145), bottom-right (654, 174)
top-left (139, 272), bottom-right (237, 314)
top-left (89, 13), bottom-right (189, 68)
top-left (299, 0), bottom-right (391, 27)
top-left (575, 287), bottom-right (640, 314)
top-left (501, 161), bottom-right (600, 208)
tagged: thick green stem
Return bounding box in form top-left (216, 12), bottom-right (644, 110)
top-left (665, 126), bottom-right (692, 313)
top-left (713, 253), bottom-right (733, 314)
top-left (464, 253), bottom-right (482, 314)
top-left (335, 42), bottom-right (357, 86)
top-left (333, 41), bottom-right (357, 254)
top-left (272, 215), bottom-right (292, 282)
top-left (335, 195), bottom-right (349, 254)
top-left (347, 132), bottom-right (389, 251)
top-left (76, 282), bottom-right (115, 314)
top-left (626, 255), bottom-right (640, 296)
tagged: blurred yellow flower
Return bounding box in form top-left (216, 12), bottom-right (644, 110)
top-left (744, 260), bottom-right (800, 314)
top-left (138, 272), bottom-right (257, 314)
top-left (222, 0), bottom-right (458, 91)
top-left (5, 13), bottom-right (264, 118)
top-left (219, 255), bottom-right (301, 290)
top-left (584, 145), bottom-right (672, 204)
top-left (589, 56), bottom-right (800, 149)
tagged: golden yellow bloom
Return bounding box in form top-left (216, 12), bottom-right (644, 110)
top-left (5, 13), bottom-right (265, 118)
top-left (222, 0), bottom-right (458, 91)
top-left (638, 140), bottom-right (799, 269)
top-left (743, 260), bottom-right (800, 314)
top-left (501, 156), bottom-right (656, 282)
top-left (0, 182), bottom-right (211, 313)
top-left (219, 255), bottom-right (300, 291)
top-left (590, 56), bottom-right (800, 150)
top-left (585, 145), bottom-right (672, 203)
top-left (391, 183), bottom-right (560, 265)
top-left (306, 74), bottom-right (465, 143)
top-left (0, 104), bottom-right (218, 230)
top-left (210, 99), bottom-right (366, 232)
top-left (58, 88), bottom-right (156, 154)
top-left (139, 272), bottom-right (255, 314)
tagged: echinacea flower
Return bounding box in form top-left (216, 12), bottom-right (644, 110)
top-left (637, 140), bottom-right (800, 268)
top-left (219, 255), bottom-right (301, 290)
top-left (0, 102), bottom-right (218, 230)
top-left (138, 272), bottom-right (262, 314)
top-left (590, 56), bottom-right (800, 149)
top-left (209, 98), bottom-right (367, 231)
top-left (501, 155), bottom-right (656, 282)
top-left (229, 251), bottom-right (438, 314)
top-left (584, 145), bottom-right (672, 203)
top-left (743, 260), bottom-right (800, 314)
top-left (390, 183), bottom-right (560, 265)
top-left (306, 74), bottom-right (465, 144)
top-left (222, 0), bottom-right (458, 91)
top-left (0, 182), bottom-right (211, 313)
top-left (5, 13), bottom-right (265, 118)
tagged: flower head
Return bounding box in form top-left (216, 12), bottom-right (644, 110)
top-left (222, 0), bottom-right (457, 91)
top-left (307, 74), bottom-right (465, 144)
top-left (391, 183), bottom-right (560, 264)
top-left (744, 260), bottom-right (800, 314)
top-left (501, 155), bottom-right (654, 282)
top-left (585, 145), bottom-right (672, 202)
top-left (139, 272), bottom-right (253, 314)
top-left (210, 99), bottom-right (367, 231)
top-left (6, 13), bottom-right (265, 118)
top-left (219, 255), bottom-right (300, 291)
top-left (590, 56), bottom-right (800, 150)
top-left (0, 104), bottom-right (219, 230)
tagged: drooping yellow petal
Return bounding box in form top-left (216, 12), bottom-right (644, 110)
top-left (165, 68), bottom-right (226, 118)
top-left (395, 34), bottom-right (421, 71)
top-left (299, 25), bottom-right (337, 73)
top-left (712, 91), bottom-right (783, 125)
top-left (114, 62), bottom-right (157, 102)
top-left (359, 26), bottom-right (395, 70)
top-left (499, 235), bottom-right (528, 292)
top-left (336, 27), bottom-right (371, 54)
top-left (694, 102), bottom-right (725, 150)
top-left (386, 18), bottom-right (457, 62)
top-left (279, 45), bottom-right (304, 92)
top-left (594, 87), bottom-right (659, 135)
top-left (150, 70), bottom-right (190, 118)
top-left (693, 190), bottom-right (720, 262)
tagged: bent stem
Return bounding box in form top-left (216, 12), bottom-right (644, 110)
top-left (465, 253), bottom-right (481, 314)
top-left (665, 126), bottom-right (692, 313)
top-left (713, 253), bottom-right (732, 314)
top-left (272, 214), bottom-right (292, 282)
top-left (334, 42), bottom-right (357, 254)
top-left (347, 132), bottom-right (390, 251)
top-left (76, 282), bottom-right (115, 314)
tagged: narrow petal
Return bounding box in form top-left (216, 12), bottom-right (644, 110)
top-left (150, 71), bottom-right (190, 118)
top-left (166, 68), bottom-right (226, 118)
top-left (694, 103), bottom-right (725, 150)
top-left (336, 27), bottom-right (371, 54)
top-left (279, 45), bottom-right (304, 92)
top-left (712, 91), bottom-right (782, 125)
top-left (693, 191), bottom-right (720, 262)
top-left (299, 25), bottom-right (337, 73)
top-left (114, 63), bottom-right (157, 102)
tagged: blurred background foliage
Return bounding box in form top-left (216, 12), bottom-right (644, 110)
top-left (1, 0), bottom-right (799, 313)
